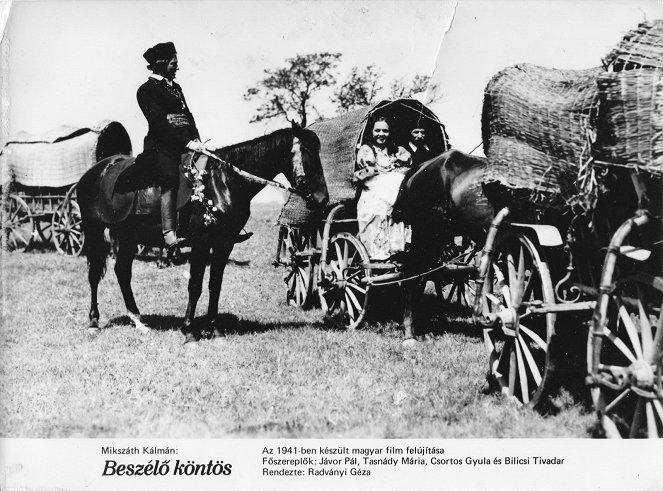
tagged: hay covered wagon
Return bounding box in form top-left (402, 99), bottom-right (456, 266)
top-left (1, 120), bottom-right (132, 254)
top-left (474, 20), bottom-right (663, 438)
top-left (276, 98), bottom-right (458, 328)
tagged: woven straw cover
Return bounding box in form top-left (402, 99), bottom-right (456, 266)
top-left (481, 63), bottom-right (600, 207)
top-left (2, 120), bottom-right (132, 187)
top-left (278, 99), bottom-right (449, 225)
top-left (483, 135), bottom-right (577, 208)
top-left (596, 69), bottom-right (663, 175)
top-left (604, 19), bottom-right (663, 71)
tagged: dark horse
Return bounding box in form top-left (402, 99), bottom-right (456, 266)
top-left (78, 123), bottom-right (328, 341)
top-left (394, 149), bottom-right (495, 345)
top-left (397, 149), bottom-right (662, 347)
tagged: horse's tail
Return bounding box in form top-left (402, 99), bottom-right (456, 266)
top-left (82, 220), bottom-right (110, 280)
top-left (77, 164), bottom-right (111, 280)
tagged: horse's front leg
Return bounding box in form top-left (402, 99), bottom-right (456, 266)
top-left (182, 239), bottom-right (211, 342)
top-left (207, 239), bottom-right (234, 340)
top-left (114, 233), bottom-right (149, 333)
top-left (402, 237), bottom-right (428, 347)
top-left (402, 278), bottom-right (424, 348)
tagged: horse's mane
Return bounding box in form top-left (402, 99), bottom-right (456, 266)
top-left (213, 128), bottom-right (294, 170)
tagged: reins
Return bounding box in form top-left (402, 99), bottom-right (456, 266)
top-left (199, 149), bottom-right (308, 197)
top-left (368, 250), bottom-right (473, 286)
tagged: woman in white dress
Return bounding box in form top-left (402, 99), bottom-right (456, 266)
top-left (354, 117), bottom-right (412, 260)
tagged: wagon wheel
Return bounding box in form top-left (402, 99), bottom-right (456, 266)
top-left (52, 199), bottom-right (84, 256)
top-left (434, 237), bottom-right (480, 313)
top-left (1, 194), bottom-right (34, 251)
top-left (480, 230), bottom-right (556, 407)
top-left (283, 226), bottom-right (317, 308)
top-left (589, 271), bottom-right (663, 438)
top-left (35, 217), bottom-right (53, 244)
top-left (319, 232), bottom-right (371, 329)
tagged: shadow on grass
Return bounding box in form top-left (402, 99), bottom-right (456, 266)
top-left (365, 285), bottom-right (482, 340)
top-left (105, 314), bottom-right (182, 332)
top-left (106, 313), bottom-right (324, 337)
top-left (223, 314), bottom-right (324, 336)
top-left (477, 347), bottom-right (595, 428)
top-left (532, 377), bottom-right (596, 438)
top-left (22, 240), bottom-right (57, 254)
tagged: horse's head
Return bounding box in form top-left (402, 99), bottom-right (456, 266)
top-left (287, 122), bottom-right (329, 209)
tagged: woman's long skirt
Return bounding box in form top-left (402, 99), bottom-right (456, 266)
top-left (357, 171), bottom-right (410, 260)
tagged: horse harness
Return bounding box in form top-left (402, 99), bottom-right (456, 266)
top-left (194, 137), bottom-right (313, 201)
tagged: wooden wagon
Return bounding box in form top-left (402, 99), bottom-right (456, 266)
top-left (1, 120), bottom-right (132, 255)
top-left (274, 98), bottom-right (469, 329)
top-left (473, 22), bottom-right (663, 438)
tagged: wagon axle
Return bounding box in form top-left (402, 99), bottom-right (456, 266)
top-left (490, 308), bottom-right (519, 335)
top-left (591, 361), bottom-right (657, 392)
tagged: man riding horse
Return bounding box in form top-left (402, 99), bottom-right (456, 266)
top-left (137, 41), bottom-right (248, 250)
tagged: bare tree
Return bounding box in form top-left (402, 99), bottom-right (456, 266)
top-left (333, 65), bottom-right (383, 113)
top-left (244, 52), bottom-right (341, 127)
top-left (389, 74), bottom-right (432, 99)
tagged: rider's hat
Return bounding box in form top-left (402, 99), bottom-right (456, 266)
top-left (143, 42), bottom-right (177, 65)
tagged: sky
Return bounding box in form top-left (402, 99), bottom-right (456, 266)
top-left (3, 0), bottom-right (453, 149)
top-left (2, 0), bottom-right (663, 187)
top-left (430, 0), bottom-right (663, 152)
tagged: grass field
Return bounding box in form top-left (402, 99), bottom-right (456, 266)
top-left (1, 203), bottom-right (597, 438)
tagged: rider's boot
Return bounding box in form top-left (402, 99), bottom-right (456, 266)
top-left (160, 187), bottom-right (184, 250)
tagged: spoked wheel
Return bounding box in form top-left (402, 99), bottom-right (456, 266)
top-left (283, 226), bottom-right (318, 308)
top-left (589, 271), bottom-right (663, 438)
top-left (480, 230), bottom-right (556, 407)
top-left (35, 217), bottom-right (53, 244)
top-left (52, 199), bottom-right (84, 256)
top-left (2, 194), bottom-right (34, 251)
top-left (434, 238), bottom-right (480, 314)
top-left (319, 232), bottom-right (371, 329)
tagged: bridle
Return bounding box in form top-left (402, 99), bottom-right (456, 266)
top-left (290, 135), bottom-right (318, 201)
top-left (198, 145), bottom-right (313, 200)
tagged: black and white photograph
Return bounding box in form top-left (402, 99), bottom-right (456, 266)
top-left (1, 0), bottom-right (662, 489)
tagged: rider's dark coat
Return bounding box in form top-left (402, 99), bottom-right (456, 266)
top-left (136, 76), bottom-right (199, 188)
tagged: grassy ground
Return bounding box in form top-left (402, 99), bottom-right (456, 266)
top-left (0, 203), bottom-right (596, 438)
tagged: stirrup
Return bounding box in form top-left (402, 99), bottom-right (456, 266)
top-left (164, 238), bottom-right (188, 261)
top-left (164, 229), bottom-right (187, 248)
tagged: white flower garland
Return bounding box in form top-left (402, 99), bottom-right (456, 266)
top-left (184, 163), bottom-right (218, 226)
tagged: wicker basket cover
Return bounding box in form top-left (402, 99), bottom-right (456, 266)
top-left (596, 68), bottom-right (663, 176)
top-left (278, 99), bottom-right (449, 225)
top-left (2, 120), bottom-right (132, 187)
top-left (604, 19), bottom-right (663, 71)
top-left (483, 135), bottom-right (578, 208)
top-left (481, 63), bottom-right (601, 206)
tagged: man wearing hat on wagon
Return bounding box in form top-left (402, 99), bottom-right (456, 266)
top-left (407, 126), bottom-right (434, 166)
top-left (391, 126), bottom-right (435, 224)
top-left (137, 42), bottom-right (212, 250)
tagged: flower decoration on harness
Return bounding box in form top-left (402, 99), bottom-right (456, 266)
top-left (183, 156), bottom-right (218, 226)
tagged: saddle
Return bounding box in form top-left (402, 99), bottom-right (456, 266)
top-left (97, 153), bottom-right (197, 224)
